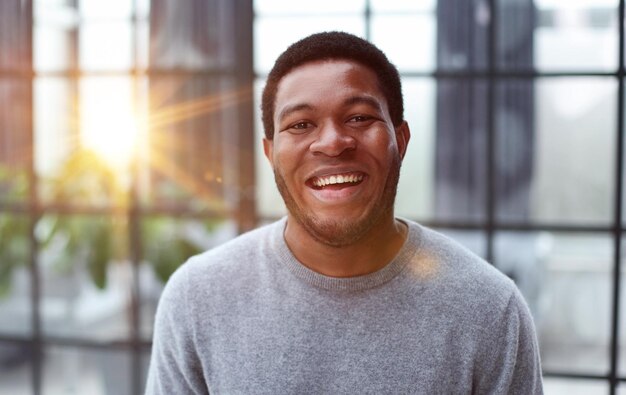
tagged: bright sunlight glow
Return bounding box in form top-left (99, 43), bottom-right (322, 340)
top-left (80, 76), bottom-right (143, 170)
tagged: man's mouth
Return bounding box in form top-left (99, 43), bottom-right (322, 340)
top-left (308, 172), bottom-right (365, 190)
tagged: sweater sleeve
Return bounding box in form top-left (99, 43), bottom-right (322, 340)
top-left (145, 265), bottom-right (209, 395)
top-left (473, 287), bottom-right (543, 395)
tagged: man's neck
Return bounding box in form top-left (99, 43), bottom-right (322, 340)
top-left (283, 215), bottom-right (408, 278)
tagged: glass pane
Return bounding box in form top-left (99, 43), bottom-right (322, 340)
top-left (370, 0), bottom-right (435, 12)
top-left (79, 0), bottom-right (133, 19)
top-left (371, 14), bottom-right (436, 72)
top-left (499, 232), bottom-right (612, 375)
top-left (544, 377), bottom-right (608, 395)
top-left (0, 1), bottom-right (31, 71)
top-left (494, 80), bottom-right (535, 223)
top-left (0, 340), bottom-right (32, 395)
top-left (143, 76), bottom-right (237, 212)
top-left (80, 76), bottom-right (138, 174)
top-left (254, 16), bottom-right (366, 74)
top-left (34, 25), bottom-right (72, 72)
top-left (37, 76), bottom-right (139, 207)
top-left (396, 78), bottom-right (436, 220)
top-left (435, 0), bottom-right (489, 71)
top-left (532, 0), bottom-right (618, 72)
top-left (80, 21), bottom-right (133, 71)
top-left (34, 0), bottom-right (79, 28)
top-left (432, 228), bottom-right (487, 259)
top-left (39, 147), bottom-right (128, 208)
top-left (0, 214), bottom-right (31, 337)
top-left (39, 214), bottom-right (132, 341)
top-left (496, 0), bottom-right (535, 71)
top-left (254, 0), bottom-right (365, 15)
top-left (254, 78), bottom-right (286, 219)
top-left (139, 216), bottom-right (236, 340)
top-left (34, 77), bottom-right (76, 196)
top-left (42, 346), bottom-right (132, 395)
top-left (148, 0), bottom-right (236, 70)
top-left (136, 19), bottom-right (150, 70)
top-left (432, 79), bottom-right (489, 223)
top-left (136, 0), bottom-right (151, 19)
top-left (0, 78), bottom-right (30, 204)
top-left (510, 77), bottom-right (616, 225)
top-left (140, 349), bottom-right (151, 394)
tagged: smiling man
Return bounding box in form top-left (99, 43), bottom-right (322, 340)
top-left (266, 58), bottom-right (409, 277)
top-left (146, 32), bottom-right (543, 394)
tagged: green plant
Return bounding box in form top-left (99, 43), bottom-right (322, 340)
top-left (0, 167), bottom-right (29, 297)
top-left (39, 149), bottom-right (126, 289)
top-left (41, 149), bottom-right (216, 287)
top-left (0, 148), bottom-right (220, 296)
top-left (0, 214), bottom-right (29, 297)
top-left (40, 215), bottom-right (118, 289)
top-left (142, 218), bottom-right (205, 283)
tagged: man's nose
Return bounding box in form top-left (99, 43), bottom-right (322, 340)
top-left (309, 122), bottom-right (356, 157)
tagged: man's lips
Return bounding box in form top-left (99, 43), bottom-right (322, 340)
top-left (307, 171), bottom-right (366, 190)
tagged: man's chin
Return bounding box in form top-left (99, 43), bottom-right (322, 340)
top-left (297, 213), bottom-right (375, 248)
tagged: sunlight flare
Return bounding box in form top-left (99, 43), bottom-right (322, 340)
top-left (80, 77), bottom-right (143, 170)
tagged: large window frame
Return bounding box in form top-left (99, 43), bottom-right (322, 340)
top-left (1, 0), bottom-right (626, 393)
top-left (253, 0), bottom-right (626, 393)
top-left (0, 1), bottom-right (254, 394)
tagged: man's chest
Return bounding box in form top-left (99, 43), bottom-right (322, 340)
top-left (196, 302), bottom-right (477, 394)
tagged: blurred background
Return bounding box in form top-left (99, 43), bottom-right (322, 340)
top-left (0, 0), bottom-right (624, 393)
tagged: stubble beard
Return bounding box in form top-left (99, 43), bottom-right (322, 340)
top-left (274, 154), bottom-right (402, 248)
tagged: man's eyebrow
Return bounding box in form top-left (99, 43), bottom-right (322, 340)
top-left (277, 103), bottom-right (314, 122)
top-left (343, 95), bottom-right (384, 113)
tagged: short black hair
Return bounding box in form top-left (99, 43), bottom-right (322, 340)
top-left (261, 31), bottom-right (404, 140)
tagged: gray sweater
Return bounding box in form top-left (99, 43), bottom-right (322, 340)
top-left (146, 218), bottom-right (543, 394)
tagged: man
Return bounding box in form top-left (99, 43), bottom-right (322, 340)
top-left (146, 31), bottom-right (543, 394)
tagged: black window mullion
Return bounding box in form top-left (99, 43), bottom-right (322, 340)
top-left (610, 0), bottom-right (626, 392)
top-left (234, 0), bottom-right (256, 233)
top-left (485, 0), bottom-right (498, 263)
top-left (22, 0), bottom-right (41, 393)
top-left (129, 1), bottom-right (143, 394)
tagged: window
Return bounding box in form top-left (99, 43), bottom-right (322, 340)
top-left (0, 1), bottom-right (252, 394)
top-left (254, 0), bottom-right (626, 393)
top-left (1, 0), bottom-right (625, 393)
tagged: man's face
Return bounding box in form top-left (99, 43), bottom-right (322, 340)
top-left (263, 60), bottom-right (410, 247)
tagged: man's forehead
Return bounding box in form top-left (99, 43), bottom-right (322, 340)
top-left (279, 58), bottom-right (372, 83)
top-left (274, 59), bottom-right (384, 105)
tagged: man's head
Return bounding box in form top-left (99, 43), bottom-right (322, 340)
top-left (262, 32), bottom-right (410, 248)
top-left (261, 31), bottom-right (404, 140)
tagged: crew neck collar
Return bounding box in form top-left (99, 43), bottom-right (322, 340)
top-left (270, 217), bottom-right (422, 292)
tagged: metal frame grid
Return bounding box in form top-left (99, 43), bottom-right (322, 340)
top-left (254, 0), bottom-right (626, 392)
top-left (1, 0), bottom-right (625, 393)
top-left (0, 1), bottom-right (254, 394)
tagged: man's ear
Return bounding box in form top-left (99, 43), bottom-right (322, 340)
top-left (395, 121), bottom-right (411, 161)
top-left (263, 137), bottom-right (275, 169)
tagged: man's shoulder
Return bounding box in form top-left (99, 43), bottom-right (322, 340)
top-left (407, 221), bottom-right (518, 314)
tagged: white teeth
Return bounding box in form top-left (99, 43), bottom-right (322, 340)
top-left (312, 174), bottom-right (363, 188)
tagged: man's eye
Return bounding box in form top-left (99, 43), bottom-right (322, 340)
top-left (349, 115), bottom-right (372, 123)
top-left (288, 121), bottom-right (313, 132)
